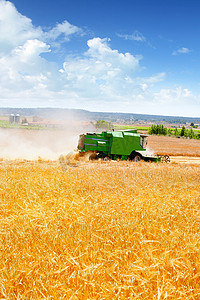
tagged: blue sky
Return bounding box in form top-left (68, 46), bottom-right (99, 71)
top-left (0, 0), bottom-right (200, 117)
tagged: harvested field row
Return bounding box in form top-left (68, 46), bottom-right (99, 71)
top-left (170, 156), bottom-right (200, 165)
top-left (0, 160), bottom-right (200, 299)
top-left (148, 135), bottom-right (200, 157)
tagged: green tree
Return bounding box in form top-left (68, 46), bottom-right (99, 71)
top-left (174, 128), bottom-right (178, 136)
top-left (188, 128), bottom-right (194, 139)
top-left (148, 124), bottom-right (168, 135)
top-left (95, 120), bottom-right (113, 130)
top-left (180, 126), bottom-right (186, 137)
top-left (167, 128), bottom-right (172, 135)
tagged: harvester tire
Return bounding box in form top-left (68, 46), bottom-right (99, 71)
top-left (88, 152), bottom-right (98, 160)
top-left (161, 155), bottom-right (170, 163)
top-left (129, 151), bottom-right (142, 162)
top-left (103, 156), bottom-right (111, 161)
top-left (133, 155), bottom-right (142, 162)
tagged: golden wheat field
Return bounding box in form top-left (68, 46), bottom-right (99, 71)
top-left (0, 156), bottom-right (200, 299)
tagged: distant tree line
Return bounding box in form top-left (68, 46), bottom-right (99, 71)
top-left (148, 124), bottom-right (168, 135)
top-left (95, 120), bottom-right (114, 130)
top-left (148, 124), bottom-right (200, 140)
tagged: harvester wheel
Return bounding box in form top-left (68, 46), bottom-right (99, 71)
top-left (129, 151), bottom-right (142, 162)
top-left (133, 155), bottom-right (142, 162)
top-left (89, 152), bottom-right (98, 160)
top-left (161, 155), bottom-right (170, 163)
top-left (103, 156), bottom-right (111, 161)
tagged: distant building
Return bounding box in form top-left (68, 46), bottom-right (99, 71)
top-left (9, 114), bottom-right (15, 124)
top-left (15, 114), bottom-right (20, 124)
top-left (9, 114), bottom-right (20, 124)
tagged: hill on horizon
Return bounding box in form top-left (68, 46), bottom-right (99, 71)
top-left (0, 107), bottom-right (200, 124)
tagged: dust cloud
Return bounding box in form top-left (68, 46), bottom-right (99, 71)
top-left (0, 122), bottom-right (95, 160)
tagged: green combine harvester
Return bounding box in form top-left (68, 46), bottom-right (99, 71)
top-left (78, 129), bottom-right (170, 162)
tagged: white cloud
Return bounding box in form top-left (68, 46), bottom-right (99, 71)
top-left (153, 87), bottom-right (197, 105)
top-left (141, 73), bottom-right (166, 84)
top-left (117, 31), bottom-right (146, 42)
top-left (86, 38), bottom-right (141, 73)
top-left (13, 40), bottom-right (51, 62)
top-left (45, 21), bottom-right (82, 41)
top-left (172, 47), bottom-right (191, 55)
top-left (0, 1), bottom-right (42, 50)
top-left (60, 37), bottom-right (143, 99)
top-left (0, 1), bottom-right (199, 117)
top-left (0, 0), bottom-right (82, 54)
